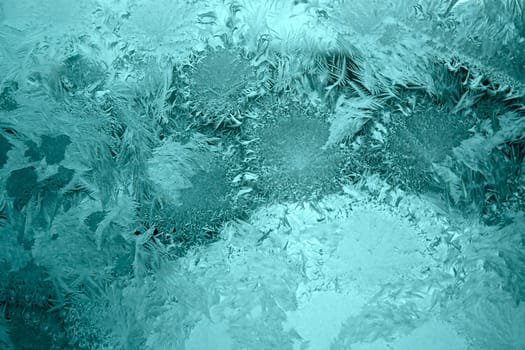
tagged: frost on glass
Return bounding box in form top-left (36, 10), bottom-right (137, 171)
top-left (0, 0), bottom-right (524, 349)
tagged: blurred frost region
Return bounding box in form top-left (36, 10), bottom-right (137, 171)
top-left (1, 0), bottom-right (525, 349)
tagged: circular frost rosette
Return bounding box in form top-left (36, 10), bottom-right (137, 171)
top-left (185, 48), bottom-right (260, 129)
top-left (146, 134), bottom-right (243, 250)
top-left (239, 99), bottom-right (347, 203)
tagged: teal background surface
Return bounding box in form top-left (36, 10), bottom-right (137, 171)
top-left (0, 1), bottom-right (524, 349)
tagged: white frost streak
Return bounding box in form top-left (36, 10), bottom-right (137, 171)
top-left (325, 97), bottom-right (380, 147)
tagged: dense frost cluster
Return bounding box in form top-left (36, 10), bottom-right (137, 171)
top-left (0, 0), bottom-right (524, 349)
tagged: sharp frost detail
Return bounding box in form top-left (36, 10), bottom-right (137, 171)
top-left (0, 0), bottom-right (524, 349)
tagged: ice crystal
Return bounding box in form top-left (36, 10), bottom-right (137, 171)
top-left (1, 1), bottom-right (524, 349)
